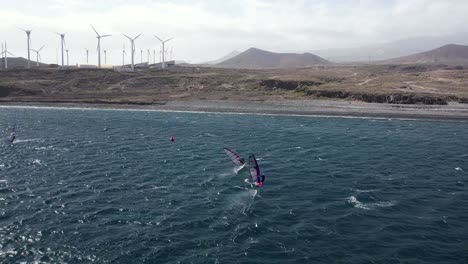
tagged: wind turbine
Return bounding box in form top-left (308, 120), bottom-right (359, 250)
top-left (84, 48), bottom-right (89, 64)
top-left (1, 41), bottom-right (14, 69)
top-left (153, 49), bottom-right (156, 64)
top-left (1, 42), bottom-right (3, 68)
top-left (122, 45), bottom-right (126, 66)
top-left (159, 47), bottom-right (162, 63)
top-left (90, 25), bottom-right (111, 68)
top-left (66, 49), bottom-right (69, 66)
top-left (147, 49), bottom-right (150, 63)
top-left (19, 28), bottom-right (32, 69)
top-left (104, 50), bottom-right (107, 64)
top-left (140, 49), bottom-right (143, 64)
top-left (55, 32), bottom-right (66, 68)
top-left (154, 35), bottom-right (174, 69)
top-left (122, 33), bottom-right (142, 70)
top-left (164, 47), bottom-right (169, 63)
top-left (30, 45), bottom-right (44, 67)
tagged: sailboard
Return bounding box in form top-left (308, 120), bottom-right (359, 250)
top-left (248, 154), bottom-right (261, 184)
top-left (223, 147), bottom-right (245, 167)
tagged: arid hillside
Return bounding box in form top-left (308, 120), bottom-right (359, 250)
top-left (0, 64), bottom-right (467, 105)
top-left (218, 48), bottom-right (330, 69)
top-left (383, 44), bottom-right (468, 65)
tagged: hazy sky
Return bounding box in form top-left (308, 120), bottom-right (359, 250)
top-left (1, 0), bottom-right (467, 65)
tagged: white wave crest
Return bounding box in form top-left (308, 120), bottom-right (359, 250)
top-left (234, 164), bottom-right (246, 174)
top-left (13, 138), bottom-right (42, 143)
top-left (347, 196), bottom-right (395, 210)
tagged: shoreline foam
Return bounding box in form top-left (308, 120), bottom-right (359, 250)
top-left (1, 100), bottom-right (468, 121)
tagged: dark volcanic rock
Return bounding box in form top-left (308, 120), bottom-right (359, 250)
top-left (0, 84), bottom-right (41, 97)
top-left (306, 90), bottom-right (448, 105)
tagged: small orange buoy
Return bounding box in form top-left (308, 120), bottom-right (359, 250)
top-left (169, 136), bottom-right (175, 142)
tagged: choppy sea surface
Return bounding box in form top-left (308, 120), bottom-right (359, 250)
top-left (0, 107), bottom-right (467, 263)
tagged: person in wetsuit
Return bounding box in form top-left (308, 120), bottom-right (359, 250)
top-left (255, 175), bottom-right (266, 187)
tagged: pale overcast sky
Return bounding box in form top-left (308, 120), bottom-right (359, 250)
top-left (1, 0), bottom-right (467, 65)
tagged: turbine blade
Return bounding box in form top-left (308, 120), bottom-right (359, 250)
top-left (122, 34), bottom-right (132, 40)
top-left (90, 24), bottom-right (99, 36)
top-left (101, 34), bottom-right (112, 38)
top-left (134, 33), bottom-right (143, 40)
top-left (165, 37), bottom-right (174, 42)
top-left (154, 35), bottom-right (163, 42)
top-left (39, 45), bottom-right (45, 52)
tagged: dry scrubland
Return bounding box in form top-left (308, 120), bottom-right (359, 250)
top-left (0, 64), bottom-right (467, 106)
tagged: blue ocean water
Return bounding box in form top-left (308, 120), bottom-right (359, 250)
top-left (0, 107), bottom-right (467, 263)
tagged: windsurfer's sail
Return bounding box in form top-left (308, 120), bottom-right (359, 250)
top-left (248, 154), bottom-right (261, 184)
top-left (8, 132), bottom-right (15, 143)
top-left (224, 147), bottom-right (245, 167)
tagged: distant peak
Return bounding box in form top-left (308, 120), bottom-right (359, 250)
top-left (439, 43), bottom-right (466, 49)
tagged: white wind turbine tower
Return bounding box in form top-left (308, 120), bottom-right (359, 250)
top-left (1, 42), bottom-right (3, 68)
top-left (1, 41), bottom-right (15, 69)
top-left (55, 32), bottom-right (66, 68)
top-left (90, 25), bottom-right (111, 68)
top-left (122, 33), bottom-right (142, 70)
top-left (30, 45), bottom-right (44, 67)
top-left (147, 49), bottom-right (150, 63)
top-left (154, 35), bottom-right (174, 69)
top-left (122, 45), bottom-right (126, 66)
top-left (164, 47), bottom-right (169, 63)
top-left (140, 49), bottom-right (143, 64)
top-left (66, 49), bottom-right (69, 66)
top-left (159, 47), bottom-right (162, 63)
top-left (84, 48), bottom-right (89, 64)
top-left (153, 49), bottom-right (156, 64)
top-left (19, 28), bottom-right (32, 69)
top-left (104, 50), bottom-right (107, 64)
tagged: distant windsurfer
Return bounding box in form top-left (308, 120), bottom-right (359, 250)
top-left (7, 127), bottom-right (16, 143)
top-left (8, 132), bottom-right (15, 143)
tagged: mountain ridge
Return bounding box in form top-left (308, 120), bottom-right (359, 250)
top-left (217, 48), bottom-right (330, 69)
top-left (382, 44), bottom-right (468, 64)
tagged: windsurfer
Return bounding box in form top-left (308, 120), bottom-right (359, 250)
top-left (8, 133), bottom-right (15, 143)
top-left (7, 127), bottom-right (16, 143)
top-left (248, 154), bottom-right (266, 188)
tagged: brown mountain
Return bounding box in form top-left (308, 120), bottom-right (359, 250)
top-left (218, 48), bottom-right (330, 69)
top-left (383, 44), bottom-right (468, 64)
